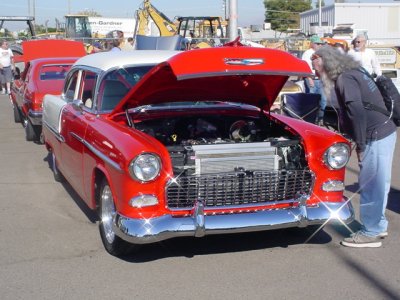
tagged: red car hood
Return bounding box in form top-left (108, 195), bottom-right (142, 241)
top-left (111, 46), bottom-right (312, 114)
top-left (21, 40), bottom-right (86, 63)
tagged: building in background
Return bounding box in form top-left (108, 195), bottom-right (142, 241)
top-left (300, 2), bottom-right (400, 45)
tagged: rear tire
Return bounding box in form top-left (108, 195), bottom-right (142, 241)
top-left (13, 105), bottom-right (21, 123)
top-left (51, 152), bottom-right (64, 182)
top-left (25, 119), bottom-right (40, 142)
top-left (98, 179), bottom-right (136, 257)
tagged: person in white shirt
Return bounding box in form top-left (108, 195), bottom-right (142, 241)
top-left (0, 40), bottom-right (15, 95)
top-left (348, 34), bottom-right (381, 77)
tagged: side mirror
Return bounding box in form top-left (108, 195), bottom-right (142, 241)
top-left (72, 99), bottom-right (84, 112)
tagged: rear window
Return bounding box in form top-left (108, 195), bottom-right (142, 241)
top-left (39, 64), bottom-right (72, 80)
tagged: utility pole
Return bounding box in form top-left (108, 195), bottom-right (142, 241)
top-left (33, 0), bottom-right (36, 26)
top-left (318, 0), bottom-right (322, 27)
top-left (228, 0), bottom-right (238, 41)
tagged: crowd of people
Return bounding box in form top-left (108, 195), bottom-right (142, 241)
top-left (301, 33), bottom-right (382, 125)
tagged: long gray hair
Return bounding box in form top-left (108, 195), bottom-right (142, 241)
top-left (314, 45), bottom-right (361, 98)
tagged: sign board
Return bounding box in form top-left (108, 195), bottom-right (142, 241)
top-left (88, 17), bottom-right (136, 38)
top-left (372, 48), bottom-right (397, 64)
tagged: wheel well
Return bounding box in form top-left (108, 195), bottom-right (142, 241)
top-left (94, 168), bottom-right (106, 211)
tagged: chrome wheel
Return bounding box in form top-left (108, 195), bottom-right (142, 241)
top-left (98, 179), bottom-right (137, 256)
top-left (100, 184), bottom-right (116, 244)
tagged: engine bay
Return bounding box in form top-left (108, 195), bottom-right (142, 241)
top-left (134, 114), bottom-right (308, 176)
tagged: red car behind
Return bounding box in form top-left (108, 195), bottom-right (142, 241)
top-left (10, 40), bottom-right (86, 142)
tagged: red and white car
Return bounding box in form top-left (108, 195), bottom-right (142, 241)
top-left (10, 39), bottom-right (86, 142)
top-left (42, 46), bottom-right (354, 257)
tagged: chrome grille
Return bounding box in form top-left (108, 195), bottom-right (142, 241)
top-left (166, 170), bottom-right (313, 209)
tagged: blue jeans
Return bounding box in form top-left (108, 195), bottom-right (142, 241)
top-left (359, 131), bottom-right (397, 236)
top-left (304, 78), bottom-right (326, 120)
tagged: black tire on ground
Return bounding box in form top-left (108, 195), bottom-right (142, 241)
top-left (13, 105), bottom-right (21, 123)
top-left (98, 178), bottom-right (136, 257)
top-left (25, 119), bottom-right (41, 142)
top-left (51, 152), bottom-right (64, 182)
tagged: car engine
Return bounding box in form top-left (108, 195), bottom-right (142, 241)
top-left (135, 114), bottom-right (307, 177)
top-left (135, 113), bottom-right (312, 209)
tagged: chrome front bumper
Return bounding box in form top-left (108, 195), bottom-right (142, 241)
top-left (113, 200), bottom-right (354, 245)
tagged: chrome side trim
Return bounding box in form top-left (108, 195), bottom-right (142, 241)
top-left (69, 132), bottom-right (123, 173)
top-left (43, 120), bottom-right (65, 143)
top-left (113, 200), bottom-right (354, 245)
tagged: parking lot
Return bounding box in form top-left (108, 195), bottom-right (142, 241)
top-left (0, 93), bottom-right (399, 300)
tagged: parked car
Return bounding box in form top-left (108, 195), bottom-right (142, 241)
top-left (42, 47), bottom-right (354, 257)
top-left (10, 39), bottom-right (86, 142)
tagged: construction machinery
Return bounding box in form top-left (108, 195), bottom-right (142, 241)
top-left (0, 16), bottom-right (36, 56)
top-left (135, 0), bottom-right (227, 48)
top-left (135, 0), bottom-right (177, 36)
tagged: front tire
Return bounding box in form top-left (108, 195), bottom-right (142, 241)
top-left (25, 119), bottom-right (40, 142)
top-left (98, 179), bottom-right (135, 257)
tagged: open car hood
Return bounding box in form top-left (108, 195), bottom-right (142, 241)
top-left (111, 46), bottom-right (312, 114)
top-left (21, 40), bottom-right (86, 63)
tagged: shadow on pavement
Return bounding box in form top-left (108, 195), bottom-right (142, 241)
top-left (43, 153), bottom-right (98, 223)
top-left (121, 226), bottom-right (333, 263)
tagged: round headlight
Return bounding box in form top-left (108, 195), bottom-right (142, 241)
top-left (324, 143), bottom-right (350, 169)
top-left (129, 153), bottom-right (161, 182)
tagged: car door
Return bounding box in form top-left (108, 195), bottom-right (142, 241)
top-left (58, 69), bottom-right (88, 199)
top-left (14, 62), bottom-right (31, 111)
top-left (59, 69), bottom-right (99, 202)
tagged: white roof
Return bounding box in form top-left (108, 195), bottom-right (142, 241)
top-left (74, 50), bottom-right (180, 71)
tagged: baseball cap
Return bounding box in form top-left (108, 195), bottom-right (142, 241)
top-left (310, 35), bottom-right (325, 44)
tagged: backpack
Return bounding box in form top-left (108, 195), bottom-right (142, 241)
top-left (360, 69), bottom-right (400, 126)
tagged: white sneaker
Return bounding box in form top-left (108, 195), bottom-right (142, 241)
top-left (378, 231), bottom-right (388, 238)
top-left (0, 90), bottom-right (5, 95)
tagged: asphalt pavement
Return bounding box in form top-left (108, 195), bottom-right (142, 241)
top-left (0, 93), bottom-right (399, 300)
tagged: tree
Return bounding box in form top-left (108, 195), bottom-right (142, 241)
top-left (264, 0), bottom-right (312, 32)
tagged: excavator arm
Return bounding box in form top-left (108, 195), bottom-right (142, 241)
top-left (136, 6), bottom-right (150, 35)
top-left (137, 0), bottom-right (177, 36)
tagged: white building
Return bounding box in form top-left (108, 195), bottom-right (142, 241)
top-left (300, 2), bottom-right (400, 45)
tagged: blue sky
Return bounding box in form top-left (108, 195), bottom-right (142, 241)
top-left (1, 0), bottom-right (337, 30)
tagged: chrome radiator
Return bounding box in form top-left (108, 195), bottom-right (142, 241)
top-left (191, 142), bottom-right (279, 175)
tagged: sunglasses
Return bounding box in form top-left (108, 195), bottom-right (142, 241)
top-left (354, 40), bottom-right (364, 44)
top-left (311, 54), bottom-right (320, 61)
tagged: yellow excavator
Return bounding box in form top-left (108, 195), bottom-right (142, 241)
top-left (135, 0), bottom-right (227, 48)
top-left (135, 0), bottom-right (177, 36)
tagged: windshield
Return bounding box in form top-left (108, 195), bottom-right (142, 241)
top-left (98, 65), bottom-right (154, 111)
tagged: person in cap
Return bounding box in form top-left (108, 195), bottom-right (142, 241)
top-left (301, 35), bottom-right (327, 124)
top-left (312, 45), bottom-right (396, 248)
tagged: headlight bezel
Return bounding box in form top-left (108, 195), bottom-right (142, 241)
top-left (323, 143), bottom-right (350, 170)
top-left (129, 153), bottom-right (161, 183)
